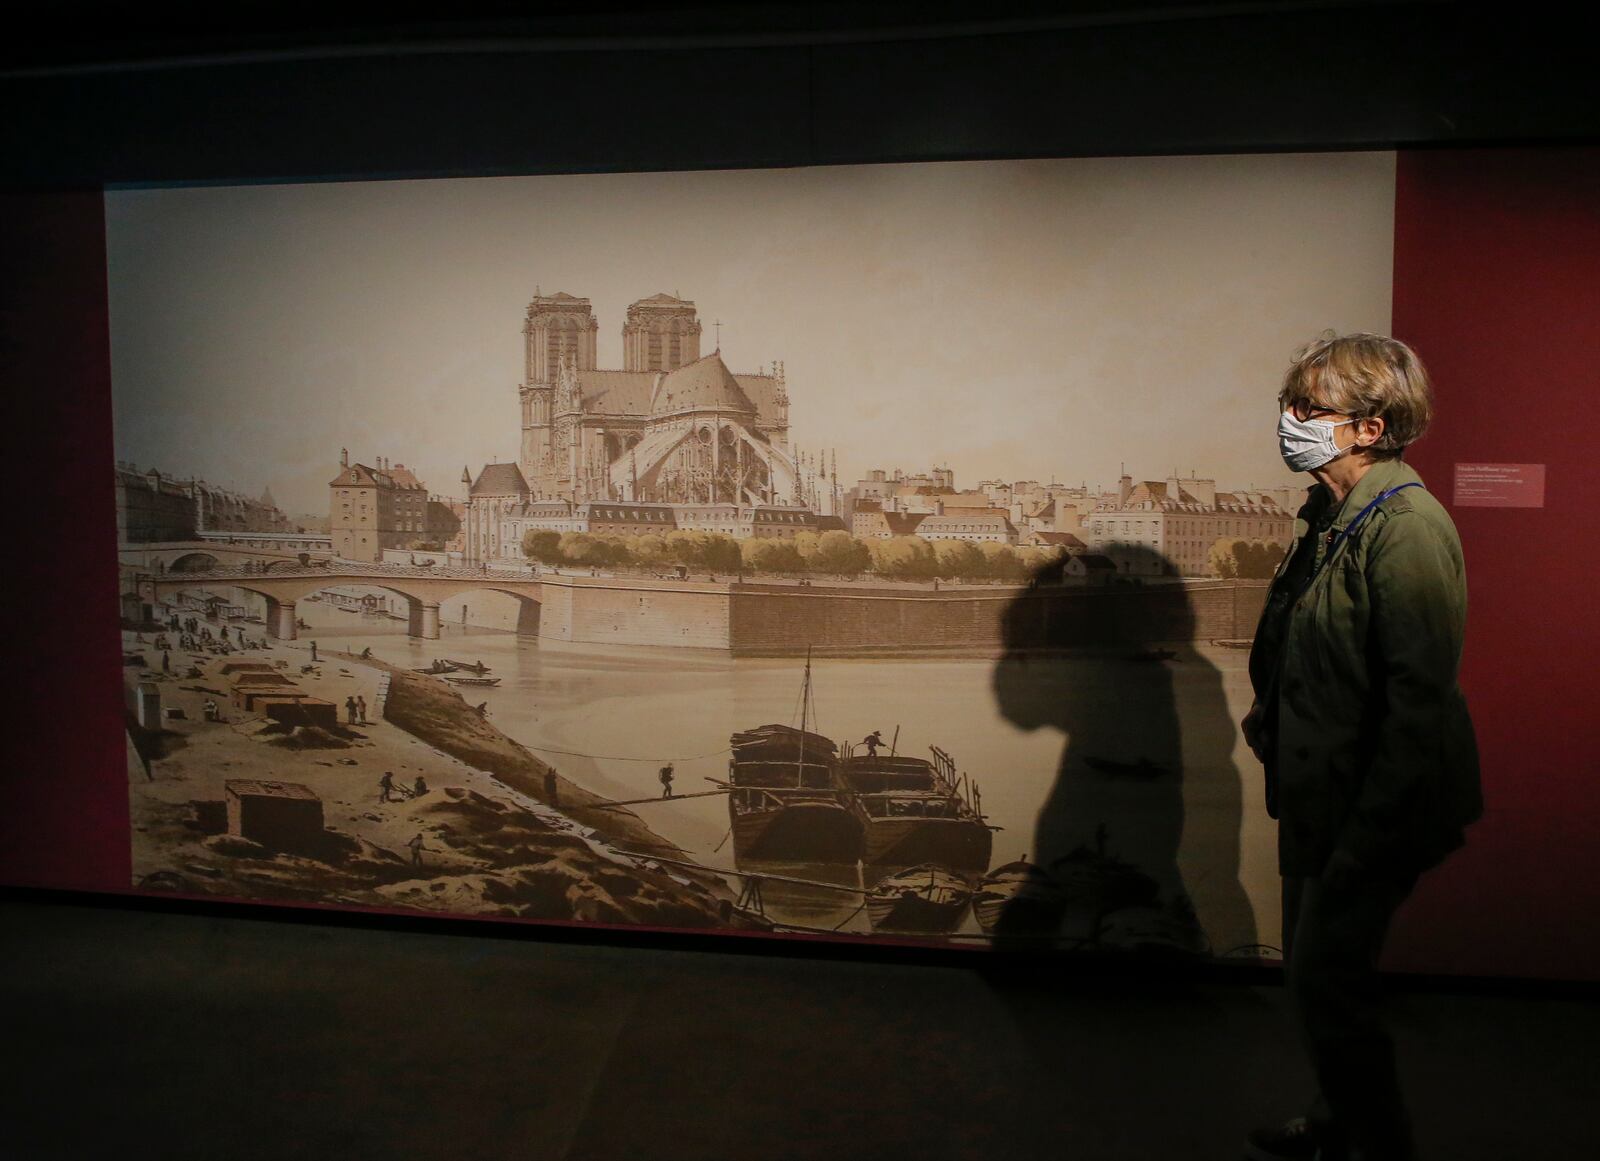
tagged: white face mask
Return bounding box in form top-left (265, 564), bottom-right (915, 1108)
top-left (1277, 410), bottom-right (1358, 472)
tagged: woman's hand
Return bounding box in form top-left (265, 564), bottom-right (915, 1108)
top-left (1241, 700), bottom-right (1266, 762)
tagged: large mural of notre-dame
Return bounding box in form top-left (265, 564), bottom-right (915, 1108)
top-left (108, 152), bottom-right (1397, 958)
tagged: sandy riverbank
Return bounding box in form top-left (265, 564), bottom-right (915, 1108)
top-left (125, 626), bottom-right (747, 929)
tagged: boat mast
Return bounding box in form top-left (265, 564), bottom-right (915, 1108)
top-left (796, 645), bottom-right (812, 786)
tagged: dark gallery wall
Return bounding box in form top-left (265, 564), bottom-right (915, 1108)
top-left (3, 4), bottom-right (1598, 980)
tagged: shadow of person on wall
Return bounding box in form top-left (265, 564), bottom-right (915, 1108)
top-left (986, 543), bottom-right (1257, 963)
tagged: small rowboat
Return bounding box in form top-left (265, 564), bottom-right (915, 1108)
top-left (413, 660), bottom-right (459, 674)
top-left (443, 675), bottom-right (500, 687)
top-left (972, 858), bottom-right (1067, 937)
top-left (443, 658), bottom-right (492, 675)
top-left (866, 864), bottom-right (972, 934)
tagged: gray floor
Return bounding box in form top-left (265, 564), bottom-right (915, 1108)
top-left (5, 900), bottom-right (1594, 1161)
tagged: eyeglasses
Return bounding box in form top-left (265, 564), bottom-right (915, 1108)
top-left (1282, 399), bottom-right (1347, 422)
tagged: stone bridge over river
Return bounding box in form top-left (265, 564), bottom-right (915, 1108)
top-left (131, 561), bottom-right (544, 640)
top-left (126, 553), bottom-right (1273, 654)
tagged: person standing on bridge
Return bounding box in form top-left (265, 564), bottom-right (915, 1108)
top-left (864, 730), bottom-right (884, 759)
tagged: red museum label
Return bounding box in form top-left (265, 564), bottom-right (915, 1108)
top-left (1452, 463), bottom-right (1546, 508)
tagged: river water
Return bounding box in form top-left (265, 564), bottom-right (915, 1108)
top-left (269, 591), bottom-right (1281, 952)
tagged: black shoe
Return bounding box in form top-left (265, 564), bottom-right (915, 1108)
top-left (1244, 1116), bottom-right (1320, 1160)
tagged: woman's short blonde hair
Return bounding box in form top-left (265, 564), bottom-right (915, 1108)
top-left (1280, 331), bottom-right (1434, 458)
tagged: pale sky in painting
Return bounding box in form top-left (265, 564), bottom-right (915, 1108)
top-left (106, 152), bottom-right (1395, 516)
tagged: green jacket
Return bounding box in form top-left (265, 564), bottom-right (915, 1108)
top-left (1249, 459), bottom-right (1482, 879)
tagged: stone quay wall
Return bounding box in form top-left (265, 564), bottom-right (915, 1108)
top-left (538, 576), bottom-right (734, 650)
top-left (536, 576), bottom-right (1271, 654)
top-left (727, 579), bottom-right (1270, 655)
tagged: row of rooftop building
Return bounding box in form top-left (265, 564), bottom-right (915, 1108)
top-left (115, 463), bottom-right (300, 544)
top-left (849, 468), bottom-right (1298, 576)
top-left (455, 458), bottom-right (1298, 577)
top-left (120, 447), bottom-right (1299, 580)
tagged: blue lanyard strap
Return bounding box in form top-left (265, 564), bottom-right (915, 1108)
top-left (1296, 481), bottom-right (1423, 601)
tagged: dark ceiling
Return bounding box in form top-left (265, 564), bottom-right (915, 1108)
top-left (2, 1), bottom-right (1435, 73)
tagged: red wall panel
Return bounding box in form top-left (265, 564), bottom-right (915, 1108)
top-left (1388, 148), bottom-right (1600, 980)
top-left (0, 191), bottom-right (129, 891)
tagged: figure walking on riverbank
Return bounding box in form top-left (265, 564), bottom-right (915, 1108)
top-left (379, 771), bottom-right (396, 803)
top-left (658, 763), bottom-right (675, 798)
top-left (407, 832), bottom-right (427, 867)
top-left (310, 640), bottom-right (318, 662)
top-left (356, 695), bottom-right (368, 725)
top-left (345, 696), bottom-right (357, 725)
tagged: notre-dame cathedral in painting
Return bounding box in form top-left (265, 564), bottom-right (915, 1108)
top-left (516, 290), bottom-right (803, 507)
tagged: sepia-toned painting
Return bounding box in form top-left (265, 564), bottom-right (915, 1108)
top-left (110, 153), bottom-right (1397, 957)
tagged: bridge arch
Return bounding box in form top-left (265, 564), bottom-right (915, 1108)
top-left (435, 585), bottom-right (542, 637)
top-left (169, 552), bottom-right (221, 572)
top-left (146, 569), bottom-right (544, 641)
top-left (229, 580), bottom-right (427, 641)
top-left (260, 557), bottom-right (310, 573)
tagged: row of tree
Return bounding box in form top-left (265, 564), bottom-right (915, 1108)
top-left (521, 526), bottom-right (1290, 581)
top-left (1207, 538), bottom-right (1288, 579)
top-left (522, 527), bottom-right (1070, 580)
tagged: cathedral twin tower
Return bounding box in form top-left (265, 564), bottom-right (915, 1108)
top-left (516, 290), bottom-right (800, 509)
top-left (523, 290), bottom-right (701, 386)
top-left (519, 291), bottom-right (701, 489)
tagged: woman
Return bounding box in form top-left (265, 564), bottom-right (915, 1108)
top-left (1242, 333), bottom-right (1481, 1161)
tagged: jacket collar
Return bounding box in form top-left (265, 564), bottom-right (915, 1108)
top-left (1326, 458), bottom-right (1425, 530)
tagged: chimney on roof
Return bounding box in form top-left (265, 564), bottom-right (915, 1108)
top-left (340, 447), bottom-right (348, 468)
